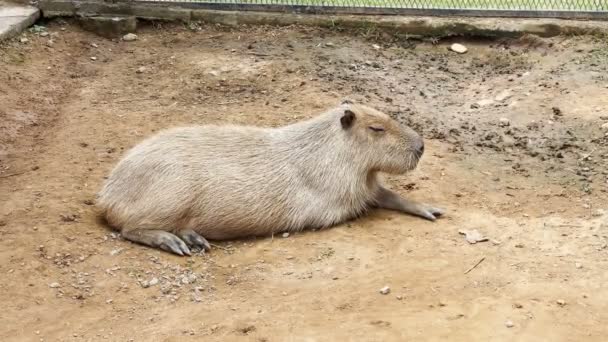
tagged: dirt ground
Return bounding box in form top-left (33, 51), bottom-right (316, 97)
top-left (1, 19), bottom-right (607, 342)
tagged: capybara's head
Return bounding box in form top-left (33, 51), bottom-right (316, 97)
top-left (338, 101), bottom-right (424, 174)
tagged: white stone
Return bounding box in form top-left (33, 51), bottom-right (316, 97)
top-left (450, 43), bottom-right (468, 54)
top-left (122, 33), bottom-right (138, 41)
top-left (379, 286), bottom-right (391, 295)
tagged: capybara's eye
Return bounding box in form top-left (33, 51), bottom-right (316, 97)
top-left (369, 126), bottom-right (385, 132)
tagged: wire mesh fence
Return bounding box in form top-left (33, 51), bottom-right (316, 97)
top-left (130, 0), bottom-right (608, 18)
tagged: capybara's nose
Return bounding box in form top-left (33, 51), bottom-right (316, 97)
top-left (415, 141), bottom-right (424, 159)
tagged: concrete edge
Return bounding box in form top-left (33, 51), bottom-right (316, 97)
top-left (0, 6), bottom-right (41, 41)
top-left (38, 0), bottom-right (608, 38)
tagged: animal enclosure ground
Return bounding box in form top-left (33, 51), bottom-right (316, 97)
top-left (1, 20), bottom-right (608, 341)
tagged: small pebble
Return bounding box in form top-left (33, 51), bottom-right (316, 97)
top-left (122, 33), bottom-right (138, 41)
top-left (20, 37), bottom-right (28, 43)
top-left (505, 320), bottom-right (514, 328)
top-left (450, 43), bottom-right (468, 54)
top-left (557, 299), bottom-right (566, 306)
top-left (601, 122), bottom-right (608, 132)
top-left (575, 262), bottom-right (583, 269)
top-left (90, 57), bottom-right (97, 61)
top-left (372, 44), bottom-right (381, 50)
top-left (282, 232), bottom-right (289, 238)
top-left (499, 118), bottom-right (511, 127)
top-left (48, 282), bottom-right (61, 288)
top-left (379, 286), bottom-right (391, 295)
top-left (136, 66), bottom-right (147, 74)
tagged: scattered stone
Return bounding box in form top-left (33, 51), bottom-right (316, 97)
top-left (324, 42), bottom-right (334, 47)
top-left (552, 107), bottom-right (563, 116)
top-left (473, 99), bottom-right (494, 108)
top-left (136, 66), bottom-right (146, 74)
top-left (495, 90), bottom-right (512, 102)
top-left (122, 33), bottom-right (138, 41)
top-left (379, 286), bottom-right (391, 295)
top-left (110, 248), bottom-right (124, 256)
top-left (515, 243), bottom-right (525, 248)
top-left (499, 118), bottom-right (511, 127)
top-left (83, 199), bottom-right (94, 206)
top-left (90, 57), bottom-right (97, 61)
top-left (513, 303), bottom-right (523, 309)
top-left (450, 43), bottom-right (468, 54)
top-left (140, 277), bottom-right (159, 288)
top-left (20, 37), bottom-right (28, 43)
top-left (48, 282), bottom-right (61, 288)
top-left (396, 295), bottom-right (403, 300)
top-left (372, 44), bottom-right (381, 50)
top-left (39, 31), bottom-right (49, 37)
top-left (60, 213), bottom-right (79, 222)
top-left (458, 229), bottom-right (488, 244)
top-left (575, 262), bottom-right (583, 269)
top-left (601, 122), bottom-right (608, 132)
top-left (557, 299), bottom-right (566, 306)
top-left (236, 323), bottom-right (256, 335)
top-left (282, 232), bottom-right (289, 238)
top-left (91, 43), bottom-right (98, 48)
top-left (505, 320), bottom-right (514, 328)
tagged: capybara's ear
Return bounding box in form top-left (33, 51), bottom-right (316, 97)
top-left (341, 99), bottom-right (354, 105)
top-left (341, 109), bottom-right (356, 129)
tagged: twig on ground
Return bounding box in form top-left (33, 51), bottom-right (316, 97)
top-left (464, 256), bottom-right (486, 274)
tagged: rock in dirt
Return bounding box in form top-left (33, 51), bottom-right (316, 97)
top-left (282, 232), bottom-right (290, 238)
top-left (140, 277), bottom-right (159, 288)
top-left (48, 282), bottom-right (61, 288)
top-left (60, 213), bottom-right (79, 222)
top-left (473, 99), bottom-right (494, 108)
top-left (136, 66), bottom-right (146, 74)
top-left (495, 90), bottom-right (512, 102)
top-left (556, 299), bottom-right (566, 306)
top-left (601, 122), bottom-right (608, 132)
top-left (505, 320), bottom-right (514, 328)
top-left (551, 107), bottom-right (563, 116)
top-left (458, 229), bottom-right (488, 244)
top-left (20, 37), bottom-right (28, 43)
top-left (123, 33), bottom-right (138, 41)
top-left (379, 286), bottom-right (391, 295)
top-left (499, 118), bottom-right (511, 127)
top-left (450, 43), bottom-right (468, 54)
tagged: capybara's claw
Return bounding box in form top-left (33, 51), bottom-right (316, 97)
top-left (178, 229), bottom-right (211, 253)
top-left (159, 234), bottom-right (191, 256)
top-left (419, 205), bottom-right (445, 221)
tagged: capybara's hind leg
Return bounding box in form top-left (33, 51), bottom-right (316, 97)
top-left (176, 229), bottom-right (211, 253)
top-left (121, 229), bottom-right (191, 256)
